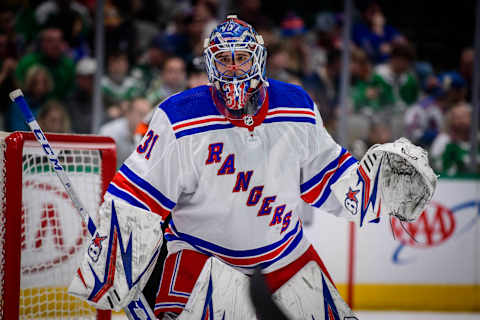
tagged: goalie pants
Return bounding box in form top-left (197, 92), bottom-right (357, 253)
top-left (153, 245), bottom-right (336, 317)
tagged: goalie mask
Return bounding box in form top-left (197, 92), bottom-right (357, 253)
top-left (204, 15), bottom-right (268, 121)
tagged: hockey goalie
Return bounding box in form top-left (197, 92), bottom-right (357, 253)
top-left (69, 15), bottom-right (437, 320)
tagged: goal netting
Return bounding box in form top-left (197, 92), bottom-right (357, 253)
top-left (0, 132), bottom-right (115, 319)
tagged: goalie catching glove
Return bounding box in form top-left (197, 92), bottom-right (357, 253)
top-left (331, 138), bottom-right (437, 226)
top-left (68, 199), bottom-right (164, 311)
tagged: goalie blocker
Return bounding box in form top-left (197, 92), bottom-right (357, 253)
top-left (69, 198), bottom-right (164, 311)
top-left (331, 137), bottom-right (437, 226)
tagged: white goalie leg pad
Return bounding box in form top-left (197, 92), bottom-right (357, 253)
top-left (177, 257), bottom-right (258, 320)
top-left (272, 261), bottom-right (358, 320)
top-left (68, 199), bottom-right (164, 311)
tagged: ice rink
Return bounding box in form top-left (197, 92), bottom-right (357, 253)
top-left (355, 311), bottom-right (480, 320)
top-left (112, 311), bottom-right (480, 319)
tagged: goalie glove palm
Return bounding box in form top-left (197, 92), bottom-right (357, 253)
top-left (331, 138), bottom-right (437, 225)
top-left (376, 138), bottom-right (437, 222)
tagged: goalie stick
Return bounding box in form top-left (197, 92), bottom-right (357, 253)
top-left (9, 89), bottom-right (157, 320)
top-left (249, 268), bottom-right (289, 320)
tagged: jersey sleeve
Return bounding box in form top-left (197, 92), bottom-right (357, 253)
top-left (300, 105), bottom-right (358, 217)
top-left (105, 107), bottom-right (192, 220)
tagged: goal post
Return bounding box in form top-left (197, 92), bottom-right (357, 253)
top-left (0, 131), bottom-right (116, 319)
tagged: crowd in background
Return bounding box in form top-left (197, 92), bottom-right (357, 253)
top-left (0, 0), bottom-right (477, 176)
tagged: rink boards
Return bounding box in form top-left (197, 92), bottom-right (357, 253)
top-left (304, 178), bottom-right (480, 311)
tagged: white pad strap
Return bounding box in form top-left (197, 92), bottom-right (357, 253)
top-left (68, 199), bottom-right (164, 311)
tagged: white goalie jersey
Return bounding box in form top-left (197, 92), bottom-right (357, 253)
top-left (105, 79), bottom-right (360, 275)
top-left (69, 78), bottom-right (435, 316)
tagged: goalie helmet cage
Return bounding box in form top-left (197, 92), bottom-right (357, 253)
top-left (0, 131), bottom-right (114, 320)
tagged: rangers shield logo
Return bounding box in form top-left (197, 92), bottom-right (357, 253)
top-left (344, 187), bottom-right (359, 215)
top-left (88, 233), bottom-right (107, 262)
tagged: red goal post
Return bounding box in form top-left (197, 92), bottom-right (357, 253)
top-left (0, 131), bottom-right (116, 319)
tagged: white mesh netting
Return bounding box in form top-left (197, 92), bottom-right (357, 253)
top-left (19, 146), bottom-right (102, 319)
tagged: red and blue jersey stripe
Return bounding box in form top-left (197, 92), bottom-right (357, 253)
top-left (158, 80), bottom-right (318, 139)
top-left (172, 115), bottom-right (234, 139)
top-left (264, 107), bottom-right (316, 125)
top-left (107, 164), bottom-right (176, 218)
top-left (164, 219), bottom-right (303, 271)
top-left (301, 148), bottom-right (357, 208)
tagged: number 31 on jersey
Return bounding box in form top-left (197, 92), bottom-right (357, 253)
top-left (137, 129), bottom-right (158, 160)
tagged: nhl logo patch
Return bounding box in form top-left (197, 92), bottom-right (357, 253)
top-left (243, 115), bottom-right (254, 126)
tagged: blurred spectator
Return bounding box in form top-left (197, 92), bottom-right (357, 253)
top-left (164, 8), bottom-right (208, 63)
top-left (353, 1), bottom-right (406, 64)
top-left (267, 43), bottom-right (293, 82)
top-left (99, 97), bottom-right (153, 167)
top-left (186, 57), bottom-right (208, 89)
top-left (303, 48), bottom-right (342, 130)
top-left (367, 120), bottom-right (392, 146)
top-left (320, 49), bottom-right (342, 110)
top-left (157, 0), bottom-right (191, 30)
top-left (458, 47), bottom-right (473, 102)
top-left (7, 64), bottom-right (53, 131)
top-left (372, 42), bottom-right (419, 110)
top-left (15, 27), bottom-right (75, 100)
top-left (104, 1), bottom-right (136, 62)
top-left (146, 55), bottom-right (187, 106)
top-left (280, 13), bottom-right (310, 77)
top-left (34, 0), bottom-right (92, 61)
top-left (126, 0), bottom-right (161, 55)
top-left (235, 0), bottom-right (271, 30)
top-left (430, 102), bottom-right (479, 176)
top-left (348, 119), bottom-right (393, 159)
top-left (350, 48), bottom-right (389, 113)
top-left (404, 71), bottom-right (467, 149)
top-left (102, 50), bottom-right (142, 119)
top-left (37, 99), bottom-right (71, 133)
top-left (68, 57), bottom-right (97, 133)
top-left (193, 0), bottom-right (218, 42)
top-left (0, 31), bottom-right (17, 128)
top-left (0, 6), bottom-right (21, 55)
top-left (132, 33), bottom-right (174, 95)
top-left (255, 19), bottom-right (279, 50)
top-left (11, 3), bottom-right (38, 52)
top-left (404, 81), bottom-right (446, 149)
top-left (438, 71), bottom-right (468, 109)
top-left (309, 12), bottom-right (342, 79)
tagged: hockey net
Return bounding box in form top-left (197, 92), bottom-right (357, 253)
top-left (0, 131), bottom-right (115, 319)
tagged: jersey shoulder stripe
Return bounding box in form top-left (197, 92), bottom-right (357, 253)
top-left (119, 164), bottom-right (176, 209)
top-left (158, 86), bottom-right (234, 139)
top-left (109, 171), bottom-right (171, 218)
top-left (158, 86), bottom-right (220, 124)
top-left (106, 164), bottom-right (176, 215)
top-left (267, 79), bottom-right (315, 111)
top-left (158, 82), bottom-right (317, 139)
top-left (173, 118), bottom-right (234, 139)
top-left (301, 148), bottom-right (358, 207)
top-left (265, 79), bottom-right (316, 125)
